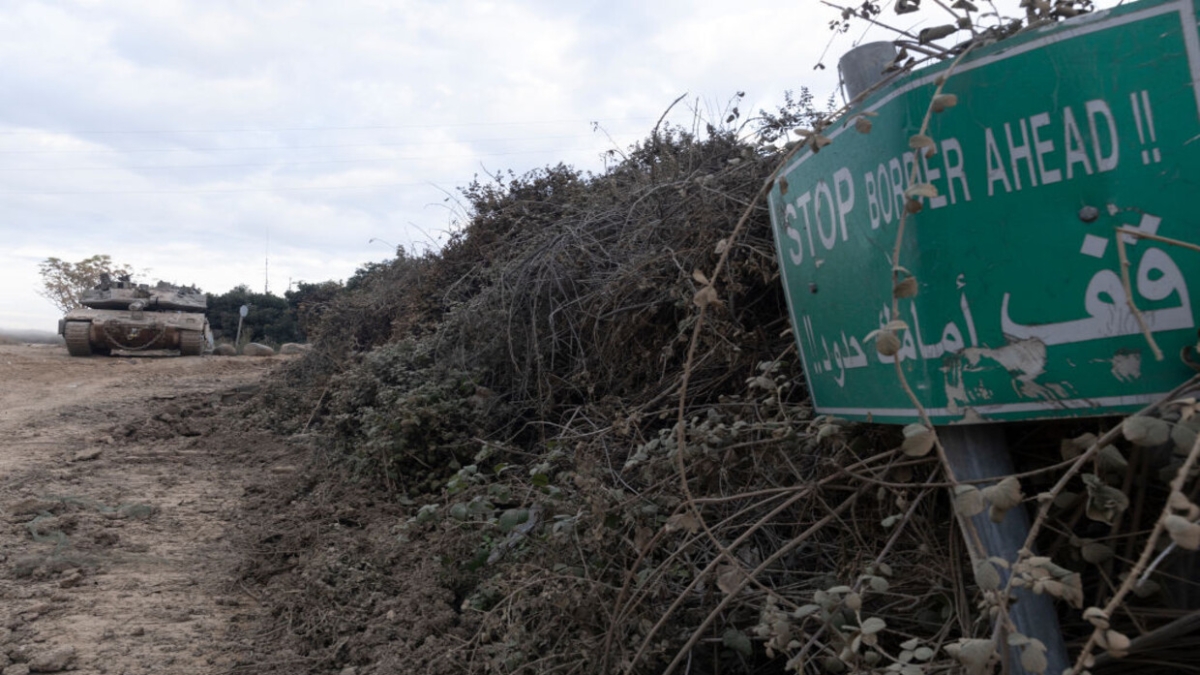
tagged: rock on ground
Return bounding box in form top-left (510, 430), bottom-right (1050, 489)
top-left (279, 343), bottom-right (311, 355)
top-left (27, 646), bottom-right (74, 673)
top-left (242, 343), bottom-right (275, 357)
top-left (71, 448), bottom-right (102, 462)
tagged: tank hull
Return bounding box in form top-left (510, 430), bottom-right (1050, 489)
top-left (59, 308), bottom-right (211, 356)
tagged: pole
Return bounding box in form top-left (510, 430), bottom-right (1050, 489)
top-left (838, 42), bottom-right (897, 100)
top-left (938, 425), bottom-right (1070, 675)
top-left (236, 304), bottom-right (249, 352)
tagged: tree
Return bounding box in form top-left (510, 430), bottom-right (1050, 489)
top-left (37, 255), bottom-right (134, 313)
top-left (206, 285), bottom-right (303, 346)
top-left (285, 280), bottom-right (343, 340)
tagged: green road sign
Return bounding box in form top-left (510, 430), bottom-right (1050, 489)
top-left (769, 0), bottom-right (1200, 424)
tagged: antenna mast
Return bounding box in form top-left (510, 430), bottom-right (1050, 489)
top-left (264, 226), bottom-right (270, 294)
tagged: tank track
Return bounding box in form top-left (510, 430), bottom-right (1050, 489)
top-left (64, 321), bottom-right (93, 357)
top-left (179, 330), bottom-right (204, 356)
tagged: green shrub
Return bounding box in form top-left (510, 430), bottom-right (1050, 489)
top-left (326, 338), bottom-right (506, 493)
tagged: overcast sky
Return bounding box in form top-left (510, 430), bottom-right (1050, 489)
top-left (0, 0), bottom-right (1120, 331)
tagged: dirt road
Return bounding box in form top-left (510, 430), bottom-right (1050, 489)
top-left (0, 344), bottom-right (286, 675)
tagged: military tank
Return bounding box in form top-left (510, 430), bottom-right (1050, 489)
top-left (58, 274), bottom-right (213, 357)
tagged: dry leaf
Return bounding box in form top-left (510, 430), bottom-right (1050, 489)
top-left (987, 504), bottom-right (1008, 524)
top-left (1053, 491), bottom-right (1081, 510)
top-left (1134, 577), bottom-right (1161, 598)
top-left (692, 269), bottom-right (709, 285)
top-left (1082, 473), bottom-right (1129, 525)
top-left (633, 525), bottom-right (652, 551)
top-left (716, 564), bottom-right (743, 595)
top-left (1096, 445), bottom-right (1128, 474)
top-left (844, 591), bottom-right (862, 611)
top-left (953, 485), bottom-right (985, 517)
top-left (1020, 639), bottom-right (1048, 674)
top-left (908, 134), bottom-right (935, 151)
top-left (1123, 415), bottom-right (1170, 446)
top-left (1059, 571), bottom-right (1085, 608)
top-left (974, 559), bottom-right (1001, 591)
top-left (723, 629), bottom-right (753, 657)
top-left (1168, 489), bottom-right (1194, 512)
top-left (854, 116), bottom-right (873, 134)
top-left (860, 617), bottom-right (886, 635)
top-left (1061, 432), bottom-right (1097, 460)
top-left (904, 183), bottom-right (939, 199)
top-left (1083, 606), bottom-right (1110, 629)
top-left (932, 93), bottom-right (959, 113)
top-left (692, 285), bottom-right (719, 309)
top-left (1165, 514), bottom-right (1200, 550)
top-left (918, 24), bottom-right (958, 43)
top-left (1166, 485), bottom-right (1195, 516)
top-left (982, 476), bottom-right (1022, 510)
top-left (665, 512), bottom-right (700, 534)
top-left (793, 603), bottom-right (821, 619)
top-left (1100, 629), bottom-right (1131, 658)
top-left (1080, 540), bottom-right (1114, 564)
top-left (876, 330), bottom-right (901, 357)
top-left (893, 277), bottom-right (919, 299)
top-left (901, 423), bottom-right (935, 457)
top-left (1171, 421), bottom-right (1198, 456)
top-left (946, 638), bottom-right (995, 675)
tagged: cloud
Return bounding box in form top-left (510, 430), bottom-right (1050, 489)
top-left (0, 0), bottom-right (1117, 330)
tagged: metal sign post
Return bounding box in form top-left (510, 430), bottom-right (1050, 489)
top-left (235, 304), bottom-right (249, 350)
top-left (939, 425), bottom-right (1070, 674)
